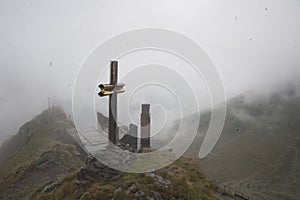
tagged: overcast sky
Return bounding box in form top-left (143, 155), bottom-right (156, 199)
top-left (0, 0), bottom-right (299, 141)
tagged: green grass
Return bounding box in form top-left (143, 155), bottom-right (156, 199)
top-left (0, 127), bottom-right (56, 177)
top-left (0, 107), bottom-right (84, 199)
top-left (32, 156), bottom-right (219, 200)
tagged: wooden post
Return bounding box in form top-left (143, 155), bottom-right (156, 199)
top-left (98, 61), bottom-right (125, 146)
top-left (109, 61), bottom-right (119, 144)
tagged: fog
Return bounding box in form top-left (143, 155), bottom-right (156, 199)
top-left (0, 0), bottom-right (299, 142)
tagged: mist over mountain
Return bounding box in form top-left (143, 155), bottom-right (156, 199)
top-left (0, 1), bottom-right (299, 199)
top-left (1, 0), bottom-right (299, 146)
top-left (0, 77), bottom-right (299, 199)
top-left (183, 83), bottom-right (300, 200)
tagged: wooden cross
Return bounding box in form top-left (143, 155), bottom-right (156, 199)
top-left (98, 61), bottom-right (125, 145)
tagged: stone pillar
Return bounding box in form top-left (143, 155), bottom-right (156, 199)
top-left (141, 104), bottom-right (150, 149)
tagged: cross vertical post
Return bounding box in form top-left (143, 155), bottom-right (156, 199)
top-left (109, 61), bottom-right (118, 144)
top-left (98, 61), bottom-right (125, 145)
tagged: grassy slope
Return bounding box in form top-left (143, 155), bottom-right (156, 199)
top-left (0, 107), bottom-right (84, 199)
top-left (33, 156), bottom-right (218, 200)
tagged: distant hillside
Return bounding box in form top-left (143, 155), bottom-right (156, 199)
top-left (0, 107), bottom-right (86, 199)
top-left (187, 87), bottom-right (300, 200)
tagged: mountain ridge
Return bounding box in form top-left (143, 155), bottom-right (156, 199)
top-left (0, 107), bottom-right (85, 199)
top-left (0, 107), bottom-right (221, 200)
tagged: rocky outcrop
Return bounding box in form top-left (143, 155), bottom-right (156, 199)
top-left (119, 123), bottom-right (138, 152)
top-left (76, 154), bottom-right (121, 184)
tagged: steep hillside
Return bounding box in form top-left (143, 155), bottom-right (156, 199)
top-left (189, 88), bottom-right (300, 200)
top-left (0, 107), bottom-right (85, 199)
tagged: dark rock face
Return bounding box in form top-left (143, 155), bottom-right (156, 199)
top-left (42, 182), bottom-right (60, 193)
top-left (120, 124), bottom-right (138, 152)
top-left (76, 154), bottom-right (121, 184)
top-left (119, 135), bottom-right (138, 152)
top-left (34, 153), bottom-right (56, 170)
top-left (76, 139), bottom-right (145, 184)
top-left (119, 123), bottom-right (138, 152)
